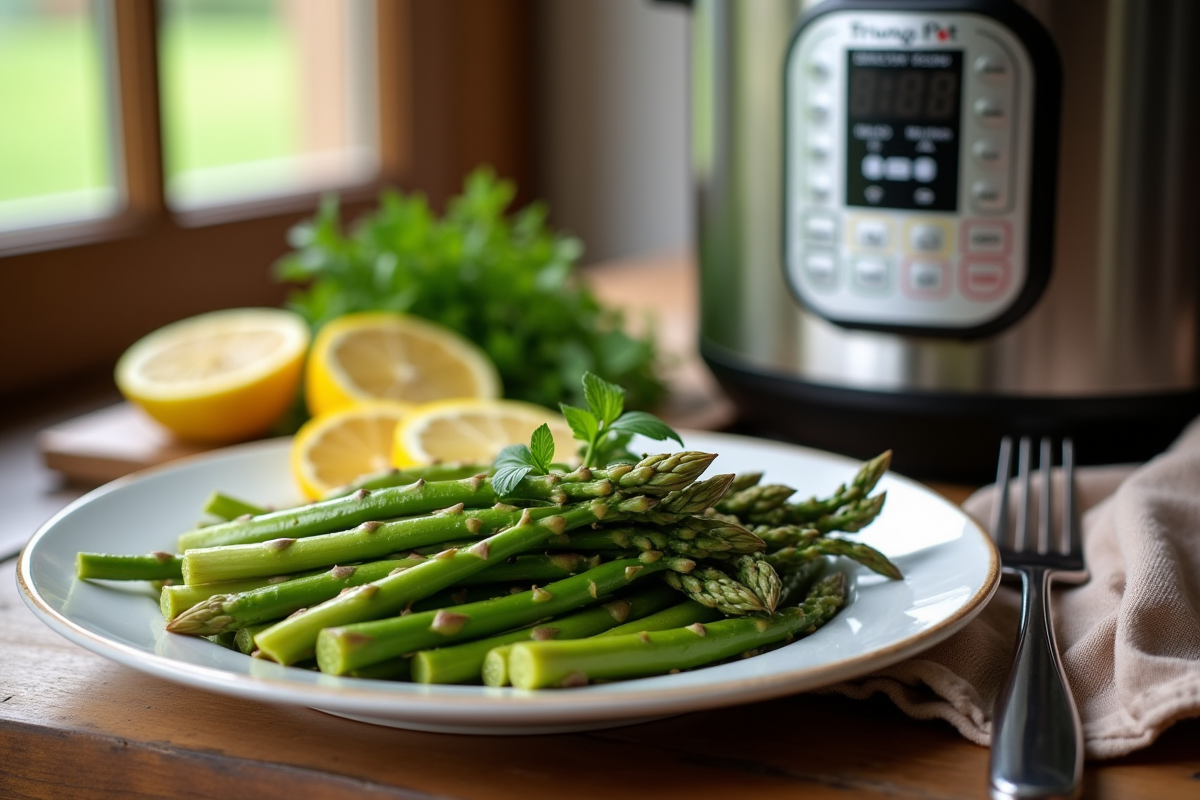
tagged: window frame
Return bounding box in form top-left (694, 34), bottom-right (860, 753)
top-left (0, 0), bottom-right (534, 398)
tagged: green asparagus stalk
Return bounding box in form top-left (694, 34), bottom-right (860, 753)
top-left (409, 583), bottom-right (682, 685)
top-left (663, 565), bottom-right (769, 615)
top-left (234, 621), bottom-right (274, 654)
top-left (743, 452), bottom-right (891, 527)
top-left (177, 452), bottom-right (715, 551)
top-left (202, 492), bottom-right (268, 521)
top-left (315, 555), bottom-right (691, 675)
top-left (180, 503), bottom-right (547, 585)
top-left (255, 495), bottom-right (658, 665)
top-left (322, 462), bottom-right (488, 499)
top-left (714, 483), bottom-right (796, 518)
top-left (503, 572), bottom-right (846, 689)
top-left (728, 472), bottom-right (764, 492)
top-left (768, 537), bottom-right (902, 580)
top-left (550, 517), bottom-right (765, 560)
top-left (731, 553), bottom-right (783, 612)
top-left (775, 557), bottom-right (829, 608)
top-left (168, 557), bottom-right (421, 635)
top-left (810, 493), bottom-right (888, 534)
top-left (161, 573), bottom-right (304, 621)
top-left (595, 598), bottom-right (724, 638)
top-left (76, 551), bottom-right (183, 582)
top-left (484, 597), bottom-right (725, 686)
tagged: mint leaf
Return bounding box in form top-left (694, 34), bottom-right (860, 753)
top-left (529, 423), bottom-right (556, 472)
top-left (491, 444), bottom-right (538, 496)
top-left (609, 411), bottom-right (683, 446)
top-left (583, 372), bottom-right (625, 426)
top-left (560, 404), bottom-right (598, 444)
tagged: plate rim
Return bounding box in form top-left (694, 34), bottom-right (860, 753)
top-left (17, 431), bottom-right (1000, 728)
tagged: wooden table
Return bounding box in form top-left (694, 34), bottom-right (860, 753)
top-left (3, 254), bottom-right (1198, 799)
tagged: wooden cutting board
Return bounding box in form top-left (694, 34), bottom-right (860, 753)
top-left (37, 403), bottom-right (216, 486)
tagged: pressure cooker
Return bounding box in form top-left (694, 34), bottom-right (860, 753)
top-left (687, 0), bottom-right (1200, 478)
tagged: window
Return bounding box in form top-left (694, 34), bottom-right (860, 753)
top-left (0, 0), bottom-right (534, 398)
top-left (0, 0), bottom-right (117, 232)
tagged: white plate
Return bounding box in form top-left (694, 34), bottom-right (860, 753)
top-left (18, 431), bottom-right (999, 735)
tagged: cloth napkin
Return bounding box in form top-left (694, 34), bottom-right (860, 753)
top-left (826, 416), bottom-right (1200, 759)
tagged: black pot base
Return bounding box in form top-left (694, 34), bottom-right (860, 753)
top-left (703, 346), bottom-right (1200, 484)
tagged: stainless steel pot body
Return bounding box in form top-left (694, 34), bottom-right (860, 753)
top-left (694, 0), bottom-right (1200, 475)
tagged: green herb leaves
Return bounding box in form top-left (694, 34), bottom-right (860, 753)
top-left (491, 424), bottom-right (558, 497)
top-left (275, 169), bottom-right (666, 411)
top-left (491, 374), bottom-right (683, 496)
top-left (565, 373), bottom-right (682, 468)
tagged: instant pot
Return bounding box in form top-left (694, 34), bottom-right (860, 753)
top-left (688, 0), bottom-right (1200, 479)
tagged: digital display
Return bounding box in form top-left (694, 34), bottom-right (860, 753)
top-left (845, 50), bottom-right (962, 211)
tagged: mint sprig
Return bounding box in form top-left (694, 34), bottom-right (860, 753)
top-left (489, 373), bottom-right (683, 497)
top-left (491, 423), bottom-right (557, 496)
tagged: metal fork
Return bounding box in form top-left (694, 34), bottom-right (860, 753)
top-left (988, 436), bottom-right (1089, 800)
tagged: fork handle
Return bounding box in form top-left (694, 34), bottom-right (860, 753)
top-left (989, 567), bottom-right (1083, 800)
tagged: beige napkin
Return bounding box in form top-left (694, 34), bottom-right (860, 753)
top-left (827, 416), bottom-right (1200, 759)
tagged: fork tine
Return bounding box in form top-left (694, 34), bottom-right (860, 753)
top-left (1062, 437), bottom-right (1078, 557)
top-left (1039, 437), bottom-right (1053, 555)
top-left (1015, 436), bottom-right (1034, 552)
top-left (992, 437), bottom-right (1013, 544)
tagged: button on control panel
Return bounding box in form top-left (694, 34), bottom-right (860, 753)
top-left (784, 8), bottom-right (1041, 332)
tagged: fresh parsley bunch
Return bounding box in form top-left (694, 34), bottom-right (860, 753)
top-left (491, 372), bottom-right (683, 496)
top-left (274, 168), bottom-right (666, 412)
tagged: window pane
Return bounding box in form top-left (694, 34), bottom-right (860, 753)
top-left (159, 0), bottom-right (377, 211)
top-left (0, 0), bottom-right (118, 232)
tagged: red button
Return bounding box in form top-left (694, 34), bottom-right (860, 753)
top-left (960, 258), bottom-right (1010, 301)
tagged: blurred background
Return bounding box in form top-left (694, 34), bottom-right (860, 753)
top-left (0, 0), bottom-right (691, 399)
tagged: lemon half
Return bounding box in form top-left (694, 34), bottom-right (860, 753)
top-left (392, 398), bottom-right (577, 468)
top-left (115, 308), bottom-right (310, 443)
top-left (305, 312), bottom-right (501, 417)
top-left (290, 401), bottom-right (412, 500)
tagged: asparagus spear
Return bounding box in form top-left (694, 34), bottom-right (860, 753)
top-left (255, 495), bottom-right (658, 665)
top-left (168, 558), bottom-right (421, 635)
top-left (714, 483), bottom-right (796, 518)
top-left (234, 621), bottom-right (274, 654)
top-left (768, 537), bottom-right (902, 580)
top-left (177, 452), bottom-right (715, 551)
top-left (728, 471), bottom-right (764, 492)
top-left (484, 597), bottom-right (725, 686)
top-left (741, 452), bottom-right (891, 527)
top-left (180, 503), bottom-right (548, 585)
top-left (550, 517), bottom-right (764, 560)
top-left (409, 583), bottom-right (681, 685)
top-left (202, 492), bottom-right (267, 521)
top-left (315, 555), bottom-right (692, 675)
top-left (595, 599), bottom-right (724, 638)
top-left (663, 565), bottom-right (769, 615)
top-left (504, 572), bottom-right (846, 689)
top-left (160, 573), bottom-right (303, 621)
top-left (76, 551), bottom-right (183, 582)
top-left (322, 462), bottom-right (489, 499)
top-left (732, 553), bottom-right (783, 612)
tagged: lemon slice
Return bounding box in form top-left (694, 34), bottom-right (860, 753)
top-left (305, 312), bottom-right (501, 416)
top-left (115, 308), bottom-right (310, 443)
top-left (392, 399), bottom-right (577, 468)
top-left (290, 401), bottom-right (413, 500)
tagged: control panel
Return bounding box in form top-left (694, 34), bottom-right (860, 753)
top-left (784, 3), bottom-right (1059, 336)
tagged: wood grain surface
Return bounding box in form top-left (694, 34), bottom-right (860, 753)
top-left (3, 558), bottom-right (1198, 799)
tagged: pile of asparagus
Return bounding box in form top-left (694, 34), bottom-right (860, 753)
top-left (75, 450), bottom-right (897, 689)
